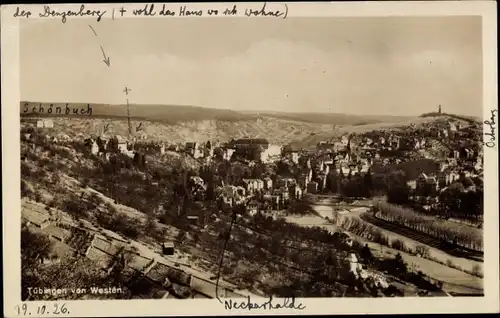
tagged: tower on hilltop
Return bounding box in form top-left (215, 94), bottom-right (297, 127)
top-left (438, 104), bottom-right (442, 115)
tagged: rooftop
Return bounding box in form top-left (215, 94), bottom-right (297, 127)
top-left (21, 201), bottom-right (51, 226)
top-left (91, 236), bottom-right (120, 256)
top-left (127, 253), bottom-right (153, 272)
top-left (230, 138), bottom-right (269, 146)
top-left (86, 246), bottom-right (114, 270)
top-left (43, 224), bottom-right (71, 241)
top-left (190, 276), bottom-right (226, 299)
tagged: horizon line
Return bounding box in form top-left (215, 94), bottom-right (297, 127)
top-left (19, 100), bottom-right (479, 119)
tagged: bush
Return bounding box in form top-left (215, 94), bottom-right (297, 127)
top-left (21, 181), bottom-right (32, 198)
top-left (471, 264), bottom-right (483, 278)
top-left (334, 217), bottom-right (389, 247)
top-left (391, 239), bottom-right (406, 252)
top-left (110, 214), bottom-right (140, 239)
top-left (415, 245), bottom-right (430, 258)
top-left (62, 199), bottom-right (90, 219)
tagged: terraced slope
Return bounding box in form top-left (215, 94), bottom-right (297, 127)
top-left (25, 117), bottom-right (335, 145)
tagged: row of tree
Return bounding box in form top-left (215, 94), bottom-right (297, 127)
top-left (373, 200), bottom-right (483, 252)
top-left (323, 168), bottom-right (411, 204)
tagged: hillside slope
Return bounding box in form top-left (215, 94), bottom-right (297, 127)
top-left (24, 116), bottom-right (335, 145)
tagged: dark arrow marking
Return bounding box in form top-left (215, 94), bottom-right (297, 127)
top-left (100, 45), bottom-right (111, 67)
top-left (88, 25), bottom-right (98, 36)
top-left (135, 122), bottom-right (143, 132)
top-left (103, 123), bottom-right (110, 134)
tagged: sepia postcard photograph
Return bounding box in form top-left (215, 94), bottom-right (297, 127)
top-left (2, 1), bottom-right (499, 317)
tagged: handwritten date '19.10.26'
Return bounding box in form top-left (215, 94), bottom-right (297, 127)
top-left (14, 303), bottom-right (70, 316)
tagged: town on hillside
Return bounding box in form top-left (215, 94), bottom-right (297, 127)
top-left (20, 105), bottom-right (484, 301)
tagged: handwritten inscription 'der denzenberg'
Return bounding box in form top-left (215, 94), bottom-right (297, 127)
top-left (12, 3), bottom-right (289, 23)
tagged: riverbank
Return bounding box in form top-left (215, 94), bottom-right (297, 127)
top-left (284, 208), bottom-right (483, 295)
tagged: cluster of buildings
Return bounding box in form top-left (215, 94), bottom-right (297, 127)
top-left (182, 138), bottom-right (282, 164)
top-left (22, 111), bottom-right (483, 218)
top-left (76, 115), bottom-right (481, 217)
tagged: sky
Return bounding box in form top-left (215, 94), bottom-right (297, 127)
top-left (20, 16), bottom-right (483, 117)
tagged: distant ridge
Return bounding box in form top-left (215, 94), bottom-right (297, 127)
top-left (419, 112), bottom-right (481, 124)
top-left (21, 101), bottom-right (419, 125)
top-left (20, 101), bottom-right (253, 124)
top-left (245, 110), bottom-right (415, 125)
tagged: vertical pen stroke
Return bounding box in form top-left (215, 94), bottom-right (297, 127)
top-left (88, 25), bottom-right (98, 36)
top-left (215, 210), bottom-right (237, 303)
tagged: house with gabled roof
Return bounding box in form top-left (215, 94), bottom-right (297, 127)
top-left (21, 200), bottom-right (52, 229)
top-left (246, 200), bottom-right (259, 216)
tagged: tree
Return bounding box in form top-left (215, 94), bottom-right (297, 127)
top-left (386, 171), bottom-right (410, 204)
top-left (106, 137), bottom-right (119, 153)
top-left (393, 253), bottom-right (407, 273)
top-left (326, 170), bottom-right (338, 193)
top-left (108, 246), bottom-right (137, 285)
top-left (143, 215), bottom-right (160, 238)
top-left (363, 170), bottom-right (373, 197)
top-left (439, 182), bottom-right (465, 218)
top-left (205, 182), bottom-right (215, 202)
top-left (21, 227), bottom-right (133, 301)
top-left (21, 226), bottom-right (52, 271)
top-left (21, 180), bottom-right (32, 198)
top-left (134, 152), bottom-right (144, 169)
top-left (96, 137), bottom-right (106, 152)
top-left (176, 230), bottom-right (186, 244)
top-left (251, 163), bottom-right (265, 179)
top-left (360, 244), bottom-right (374, 264)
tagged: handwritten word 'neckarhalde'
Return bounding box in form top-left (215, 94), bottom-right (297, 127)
top-left (484, 109), bottom-right (497, 148)
top-left (38, 5), bottom-right (106, 23)
top-left (23, 103), bottom-right (93, 116)
top-left (224, 296), bottom-right (305, 311)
